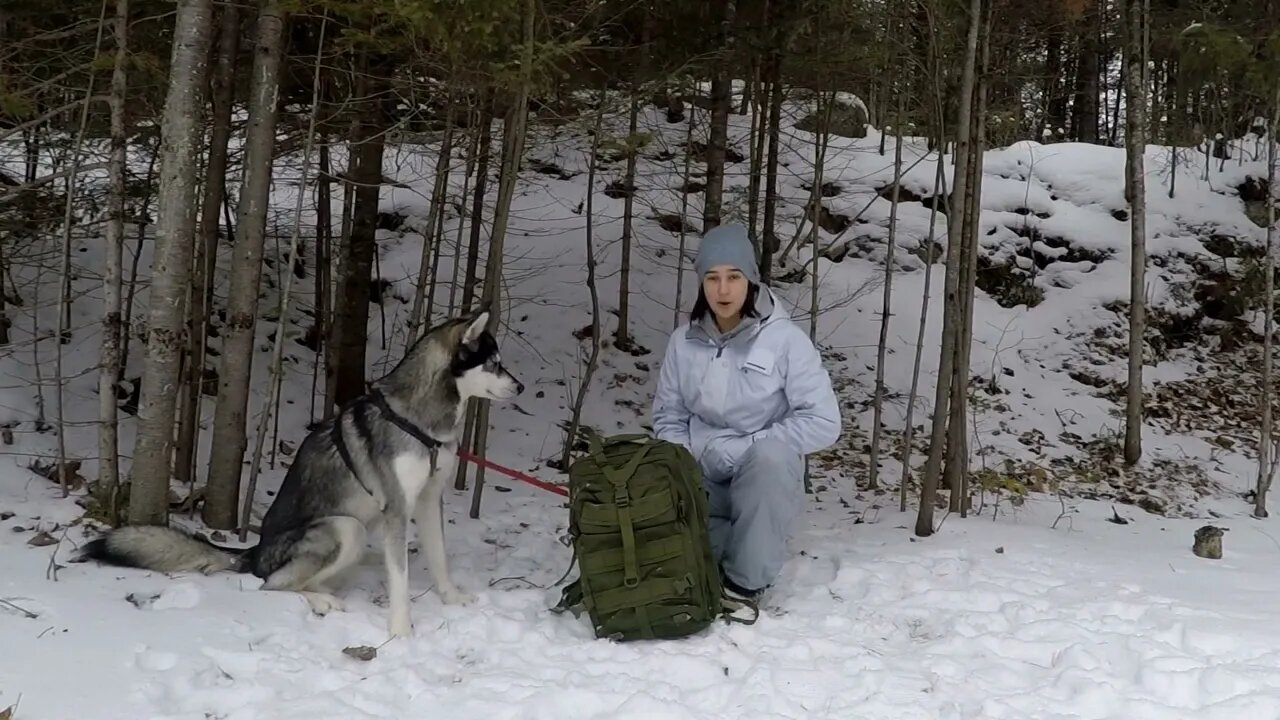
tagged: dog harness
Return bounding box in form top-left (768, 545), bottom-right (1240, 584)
top-left (331, 388), bottom-right (443, 500)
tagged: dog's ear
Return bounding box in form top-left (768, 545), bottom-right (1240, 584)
top-left (462, 311), bottom-right (489, 345)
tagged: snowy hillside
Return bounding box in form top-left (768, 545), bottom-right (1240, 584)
top-left (2, 87), bottom-right (1280, 718)
top-left (377, 91), bottom-right (1275, 518)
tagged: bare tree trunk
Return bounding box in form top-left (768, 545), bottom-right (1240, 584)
top-left (99, 0), bottom-right (130, 518)
top-left (900, 153), bottom-right (947, 512)
top-left (331, 56), bottom-right (389, 411)
top-left (876, 0), bottom-right (897, 156)
top-left (0, 226), bottom-right (10, 345)
top-left (323, 166), bottom-right (352, 419)
top-left (447, 115), bottom-right (477, 317)
top-left (240, 16), bottom-right (326, 540)
top-left (760, 56), bottom-right (782, 284)
top-left (942, 125), bottom-right (980, 514)
top-left (409, 103), bottom-right (455, 339)
top-left (462, 97), bottom-right (492, 309)
top-left (746, 0), bottom-right (769, 254)
top-left (1122, 0), bottom-right (1148, 466)
top-left (128, 0), bottom-right (214, 526)
top-left (120, 149), bottom-right (158, 380)
top-left (423, 127), bottom-right (452, 327)
top-left (869, 94), bottom-right (905, 491)
top-left (1071, 0), bottom-right (1102, 143)
top-left (673, 81), bottom-right (697, 330)
top-left (803, 93), bottom-right (832, 497)
top-left (57, 3), bottom-right (109, 499)
top-left (1043, 27), bottom-right (1066, 135)
top-left (311, 144), bottom-right (332, 422)
top-left (468, 0), bottom-right (534, 519)
top-left (739, 58), bottom-right (756, 115)
top-left (615, 93), bottom-right (638, 350)
top-left (561, 89), bottom-right (605, 471)
top-left (915, 0), bottom-right (981, 538)
top-left (204, 0), bottom-right (286, 530)
top-left (701, 0), bottom-right (737, 233)
top-left (808, 92), bottom-right (832, 341)
top-left (943, 6), bottom-right (991, 516)
top-left (453, 101), bottom-right (492, 493)
top-left (0, 11), bottom-right (10, 349)
top-left (1110, 59), bottom-right (1123, 146)
top-left (1255, 90), bottom-right (1278, 518)
top-left (176, 0), bottom-right (238, 490)
top-left (900, 6), bottom-right (948, 514)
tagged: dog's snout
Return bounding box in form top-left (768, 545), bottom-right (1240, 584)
top-left (515, 379), bottom-right (526, 395)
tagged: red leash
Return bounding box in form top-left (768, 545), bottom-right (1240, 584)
top-left (457, 449), bottom-right (568, 497)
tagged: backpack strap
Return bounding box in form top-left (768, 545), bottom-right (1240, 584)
top-left (580, 425), bottom-right (649, 459)
top-left (588, 439), bottom-right (652, 588)
top-left (551, 577), bottom-right (585, 617)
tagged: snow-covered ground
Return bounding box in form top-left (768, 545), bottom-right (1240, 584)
top-left (2, 87), bottom-right (1279, 718)
top-left (6, 482), bottom-right (1280, 719)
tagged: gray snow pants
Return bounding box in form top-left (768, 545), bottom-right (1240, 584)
top-left (702, 437), bottom-right (805, 591)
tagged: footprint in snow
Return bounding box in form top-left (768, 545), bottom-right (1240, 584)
top-left (126, 582), bottom-right (201, 611)
top-left (134, 646), bottom-right (179, 672)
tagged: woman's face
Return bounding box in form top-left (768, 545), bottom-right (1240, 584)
top-left (702, 264), bottom-right (749, 324)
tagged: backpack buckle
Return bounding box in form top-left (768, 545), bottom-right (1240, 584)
top-left (613, 485), bottom-right (631, 508)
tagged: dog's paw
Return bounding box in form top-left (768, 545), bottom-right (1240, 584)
top-left (439, 586), bottom-right (476, 606)
top-left (303, 592), bottom-right (345, 616)
top-left (389, 616), bottom-right (413, 639)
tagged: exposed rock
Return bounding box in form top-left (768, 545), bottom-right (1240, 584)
top-left (1008, 225), bottom-right (1111, 269)
top-left (526, 158), bottom-right (578, 180)
top-left (803, 181), bottom-right (844, 198)
top-left (795, 96), bottom-right (869, 139)
top-left (876, 183), bottom-right (924, 204)
top-left (686, 141), bottom-right (745, 164)
top-left (654, 213), bottom-right (697, 234)
top-left (1192, 524), bottom-right (1225, 559)
top-left (376, 212), bottom-right (406, 232)
top-left (975, 256), bottom-right (1045, 309)
top-left (808, 204), bottom-right (851, 234)
top-left (604, 180), bottom-right (635, 199)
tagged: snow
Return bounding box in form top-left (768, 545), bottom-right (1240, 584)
top-left (3, 88), bottom-right (1280, 718)
top-left (7, 482), bottom-right (1280, 718)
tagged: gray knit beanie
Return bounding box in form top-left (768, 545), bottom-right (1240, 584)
top-left (694, 224), bottom-right (759, 283)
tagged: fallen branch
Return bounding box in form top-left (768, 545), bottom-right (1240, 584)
top-left (0, 162), bottom-right (111, 204)
top-left (0, 597), bottom-right (38, 619)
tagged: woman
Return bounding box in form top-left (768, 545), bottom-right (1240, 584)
top-left (651, 223), bottom-right (841, 601)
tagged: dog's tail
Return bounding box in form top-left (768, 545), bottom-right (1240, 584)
top-left (78, 525), bottom-right (255, 575)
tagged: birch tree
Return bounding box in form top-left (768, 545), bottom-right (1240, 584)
top-left (204, 0), bottom-right (287, 530)
top-left (127, 0), bottom-right (214, 526)
top-left (1255, 90), bottom-right (1278, 519)
top-left (467, 0), bottom-right (536, 518)
top-left (1122, 0), bottom-right (1148, 466)
top-left (175, 0), bottom-right (240, 490)
top-left (98, 0), bottom-right (129, 519)
top-left (916, 0), bottom-right (983, 537)
top-left (942, 0), bottom-right (991, 516)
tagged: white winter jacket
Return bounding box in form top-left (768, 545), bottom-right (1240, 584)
top-left (650, 286), bottom-right (842, 480)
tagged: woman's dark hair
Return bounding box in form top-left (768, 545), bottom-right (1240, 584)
top-left (691, 282), bottom-right (761, 323)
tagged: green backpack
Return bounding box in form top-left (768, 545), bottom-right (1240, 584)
top-left (552, 431), bottom-right (758, 641)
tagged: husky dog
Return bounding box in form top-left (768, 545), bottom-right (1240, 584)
top-left (79, 310), bottom-right (523, 638)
